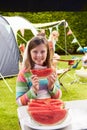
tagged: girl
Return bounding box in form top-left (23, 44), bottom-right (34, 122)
top-left (16, 36), bottom-right (62, 106)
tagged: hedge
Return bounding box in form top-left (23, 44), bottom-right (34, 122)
top-left (0, 11), bottom-right (87, 54)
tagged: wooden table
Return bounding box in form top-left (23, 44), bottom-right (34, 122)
top-left (17, 100), bottom-right (87, 130)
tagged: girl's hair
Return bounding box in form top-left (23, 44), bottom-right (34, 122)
top-left (22, 36), bottom-right (51, 70)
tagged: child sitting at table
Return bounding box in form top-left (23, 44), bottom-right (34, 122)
top-left (16, 36), bottom-right (62, 106)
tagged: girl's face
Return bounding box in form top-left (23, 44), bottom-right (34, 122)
top-left (30, 44), bottom-right (47, 66)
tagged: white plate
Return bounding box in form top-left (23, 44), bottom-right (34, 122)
top-left (23, 113), bottom-right (72, 130)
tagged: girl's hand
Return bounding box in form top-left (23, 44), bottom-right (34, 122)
top-left (47, 72), bottom-right (57, 91)
top-left (31, 75), bottom-right (39, 94)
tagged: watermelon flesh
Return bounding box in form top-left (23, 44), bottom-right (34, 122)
top-left (30, 68), bottom-right (53, 78)
top-left (27, 98), bottom-right (68, 126)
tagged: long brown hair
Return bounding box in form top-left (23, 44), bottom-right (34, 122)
top-left (23, 36), bottom-right (51, 70)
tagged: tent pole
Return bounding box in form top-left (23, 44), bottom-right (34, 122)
top-left (17, 33), bottom-right (28, 43)
top-left (0, 73), bottom-right (13, 93)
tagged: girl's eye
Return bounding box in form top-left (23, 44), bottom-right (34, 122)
top-left (32, 50), bottom-right (46, 54)
top-left (33, 51), bottom-right (38, 54)
top-left (41, 50), bottom-right (46, 54)
top-left (41, 50), bottom-right (45, 54)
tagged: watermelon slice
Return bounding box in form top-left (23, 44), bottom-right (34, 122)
top-left (29, 99), bottom-right (65, 107)
top-left (30, 68), bottom-right (53, 78)
top-left (28, 102), bottom-right (64, 108)
top-left (28, 105), bottom-right (63, 111)
top-left (29, 109), bottom-right (68, 125)
top-left (30, 98), bottom-right (64, 104)
top-left (28, 101), bottom-right (64, 111)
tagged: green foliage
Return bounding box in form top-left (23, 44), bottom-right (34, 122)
top-left (0, 11), bottom-right (87, 129)
top-left (17, 30), bottom-right (34, 46)
top-left (0, 11), bottom-right (87, 53)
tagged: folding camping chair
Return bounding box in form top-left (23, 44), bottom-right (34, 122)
top-left (56, 68), bottom-right (70, 92)
top-left (53, 56), bottom-right (81, 92)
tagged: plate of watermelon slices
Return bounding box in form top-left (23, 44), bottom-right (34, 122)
top-left (23, 98), bottom-right (72, 130)
top-left (23, 112), bottom-right (71, 130)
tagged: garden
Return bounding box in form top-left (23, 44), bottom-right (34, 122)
top-left (0, 54), bottom-right (87, 130)
top-left (0, 11), bottom-right (87, 130)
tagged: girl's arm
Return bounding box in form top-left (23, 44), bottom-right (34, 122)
top-left (16, 70), bottom-right (37, 106)
top-left (48, 79), bottom-right (62, 99)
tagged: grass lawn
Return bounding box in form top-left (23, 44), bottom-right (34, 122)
top-left (0, 77), bottom-right (20, 130)
top-left (0, 55), bottom-right (87, 130)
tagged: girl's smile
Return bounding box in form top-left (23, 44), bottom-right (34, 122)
top-left (30, 44), bottom-right (47, 66)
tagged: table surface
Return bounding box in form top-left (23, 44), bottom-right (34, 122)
top-left (17, 99), bottom-right (87, 130)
